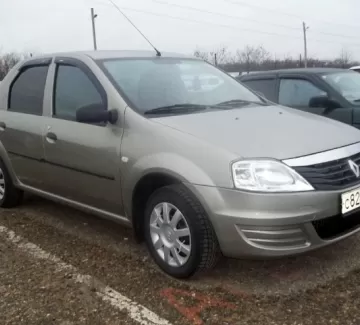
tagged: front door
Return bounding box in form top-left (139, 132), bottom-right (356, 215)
top-left (42, 58), bottom-right (123, 215)
top-left (278, 76), bottom-right (353, 125)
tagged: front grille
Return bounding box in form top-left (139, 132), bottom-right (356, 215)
top-left (312, 211), bottom-right (360, 240)
top-left (293, 151), bottom-right (360, 190)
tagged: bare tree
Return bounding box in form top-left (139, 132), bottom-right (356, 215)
top-left (236, 45), bottom-right (270, 72)
top-left (210, 47), bottom-right (231, 65)
top-left (334, 48), bottom-right (352, 68)
top-left (194, 46), bottom-right (233, 65)
top-left (193, 48), bottom-right (210, 62)
top-left (0, 52), bottom-right (30, 80)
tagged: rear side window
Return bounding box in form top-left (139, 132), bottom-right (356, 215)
top-left (54, 65), bottom-right (103, 120)
top-left (242, 79), bottom-right (277, 102)
top-left (9, 66), bottom-right (49, 115)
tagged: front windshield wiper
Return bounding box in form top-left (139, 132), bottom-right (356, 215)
top-left (144, 104), bottom-right (209, 115)
top-left (144, 101), bottom-right (257, 115)
top-left (353, 99), bottom-right (360, 102)
top-left (144, 103), bottom-right (234, 115)
top-left (216, 99), bottom-right (269, 107)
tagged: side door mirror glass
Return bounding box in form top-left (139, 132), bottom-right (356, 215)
top-left (76, 104), bottom-right (118, 124)
top-left (308, 95), bottom-right (341, 113)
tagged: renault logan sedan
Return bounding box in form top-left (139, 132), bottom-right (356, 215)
top-left (1, 51), bottom-right (360, 278)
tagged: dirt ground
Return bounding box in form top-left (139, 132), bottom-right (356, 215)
top-left (2, 195), bottom-right (360, 325)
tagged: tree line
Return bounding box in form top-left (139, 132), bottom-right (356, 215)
top-left (194, 46), bottom-right (360, 74)
top-left (0, 46), bottom-right (359, 81)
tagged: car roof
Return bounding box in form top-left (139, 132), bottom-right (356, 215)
top-left (24, 50), bottom-right (197, 61)
top-left (239, 67), bottom-right (349, 79)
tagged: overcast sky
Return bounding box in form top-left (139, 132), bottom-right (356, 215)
top-left (1, 0), bottom-right (360, 61)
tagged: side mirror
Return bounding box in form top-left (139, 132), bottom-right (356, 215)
top-left (308, 95), bottom-right (341, 113)
top-left (76, 103), bottom-right (118, 124)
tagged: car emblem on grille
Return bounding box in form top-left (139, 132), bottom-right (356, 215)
top-left (348, 159), bottom-right (360, 177)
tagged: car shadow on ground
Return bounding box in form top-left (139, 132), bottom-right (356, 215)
top-left (16, 194), bottom-right (360, 296)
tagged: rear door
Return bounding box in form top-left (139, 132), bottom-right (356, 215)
top-left (0, 58), bottom-right (51, 189)
top-left (240, 75), bottom-right (278, 102)
top-left (278, 74), bottom-right (353, 125)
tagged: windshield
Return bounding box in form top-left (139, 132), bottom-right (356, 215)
top-left (322, 71), bottom-right (360, 105)
top-left (98, 58), bottom-right (262, 114)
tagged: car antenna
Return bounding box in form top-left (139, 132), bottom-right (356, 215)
top-left (107, 0), bottom-right (161, 57)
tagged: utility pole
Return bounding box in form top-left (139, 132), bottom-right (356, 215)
top-left (214, 53), bottom-right (217, 66)
top-left (274, 53), bottom-right (277, 69)
top-left (91, 8), bottom-right (98, 50)
top-left (302, 22), bottom-right (309, 68)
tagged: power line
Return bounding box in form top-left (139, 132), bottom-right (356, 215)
top-left (223, 0), bottom-right (360, 30)
top-left (152, 0), bottom-right (300, 31)
top-left (89, 0), bottom-right (360, 48)
top-left (151, 0), bottom-right (360, 40)
top-left (311, 30), bottom-right (360, 40)
top-left (104, 5), bottom-right (304, 39)
top-left (91, 0), bottom-right (360, 41)
top-left (89, 0), bottom-right (302, 38)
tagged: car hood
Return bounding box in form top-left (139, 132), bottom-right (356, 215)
top-left (153, 105), bottom-right (360, 160)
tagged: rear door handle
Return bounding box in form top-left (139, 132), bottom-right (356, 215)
top-left (46, 132), bottom-right (57, 142)
top-left (0, 122), bottom-right (6, 131)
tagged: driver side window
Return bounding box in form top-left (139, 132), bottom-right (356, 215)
top-left (54, 65), bottom-right (104, 120)
top-left (279, 78), bottom-right (326, 107)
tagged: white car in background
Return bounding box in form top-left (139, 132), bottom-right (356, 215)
top-left (350, 66), bottom-right (360, 73)
top-left (182, 74), bottom-right (224, 92)
top-left (228, 72), bottom-right (240, 78)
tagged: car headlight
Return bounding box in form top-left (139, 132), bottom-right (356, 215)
top-left (231, 159), bottom-right (314, 192)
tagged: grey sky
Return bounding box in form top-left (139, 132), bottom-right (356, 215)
top-left (1, 0), bottom-right (360, 60)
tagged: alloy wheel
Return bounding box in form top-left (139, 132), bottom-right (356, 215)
top-left (149, 202), bottom-right (191, 267)
top-left (0, 168), bottom-right (6, 200)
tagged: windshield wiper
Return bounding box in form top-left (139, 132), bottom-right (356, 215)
top-left (216, 99), bottom-right (268, 107)
top-left (144, 104), bottom-right (209, 115)
top-left (144, 101), bottom-right (252, 115)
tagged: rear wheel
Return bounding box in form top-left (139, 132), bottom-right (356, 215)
top-left (144, 184), bottom-right (220, 278)
top-left (0, 161), bottom-right (23, 208)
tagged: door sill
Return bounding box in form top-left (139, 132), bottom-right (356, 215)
top-left (18, 184), bottom-right (131, 227)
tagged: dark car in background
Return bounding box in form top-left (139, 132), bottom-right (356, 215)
top-left (238, 68), bottom-right (360, 128)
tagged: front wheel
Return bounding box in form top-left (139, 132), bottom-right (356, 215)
top-left (144, 184), bottom-right (220, 278)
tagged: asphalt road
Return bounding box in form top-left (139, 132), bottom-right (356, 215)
top-left (2, 195), bottom-right (360, 325)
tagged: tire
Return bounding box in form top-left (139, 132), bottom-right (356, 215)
top-left (0, 160), bottom-right (23, 208)
top-left (144, 184), bottom-right (220, 279)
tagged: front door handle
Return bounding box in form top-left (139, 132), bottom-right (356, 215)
top-left (0, 122), bottom-right (6, 131)
top-left (46, 132), bottom-right (57, 142)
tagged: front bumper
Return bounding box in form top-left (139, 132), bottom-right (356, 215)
top-left (187, 183), bottom-right (360, 258)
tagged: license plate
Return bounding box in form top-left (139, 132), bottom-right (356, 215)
top-left (342, 187), bottom-right (360, 214)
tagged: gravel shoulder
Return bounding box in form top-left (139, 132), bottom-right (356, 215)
top-left (0, 239), bottom-right (137, 325)
top-left (2, 195), bottom-right (360, 325)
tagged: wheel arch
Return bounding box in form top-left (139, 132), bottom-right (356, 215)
top-left (0, 141), bottom-right (20, 186)
top-left (130, 171), bottom-right (183, 241)
top-left (123, 153), bottom-right (217, 241)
